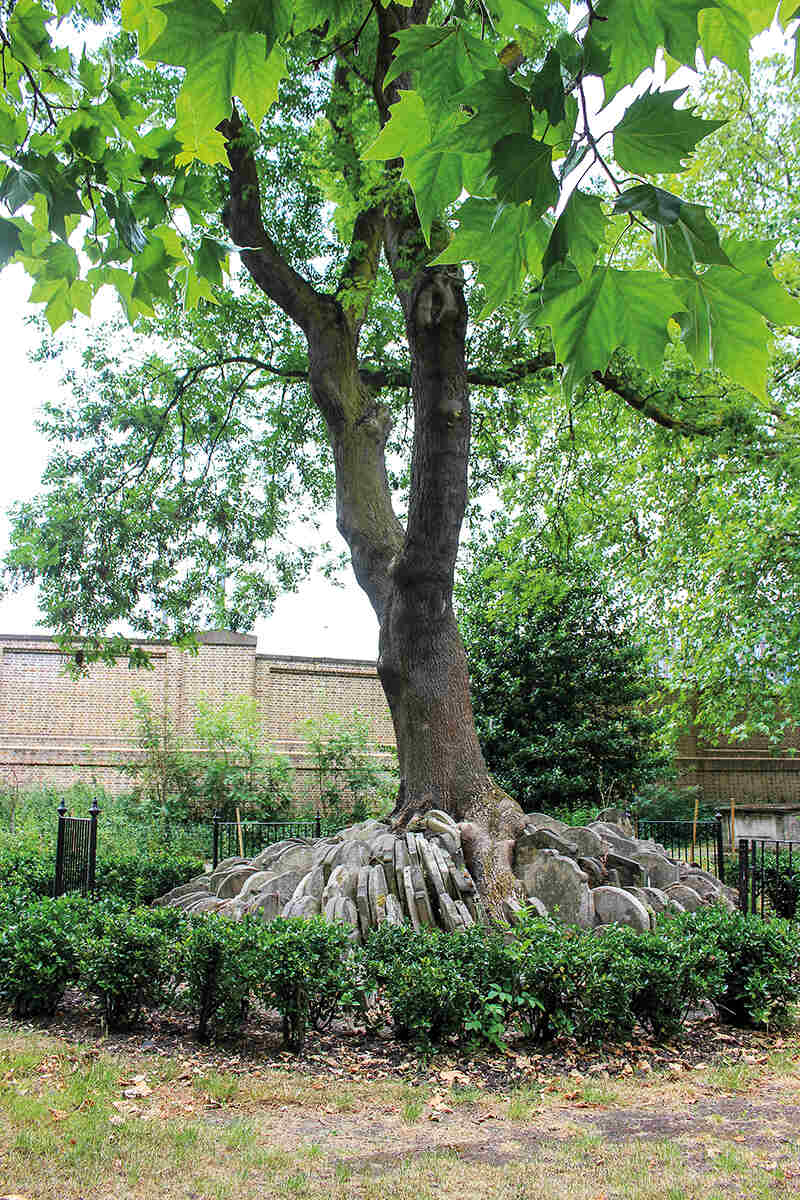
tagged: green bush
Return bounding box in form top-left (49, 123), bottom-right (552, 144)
top-left (458, 544), bottom-right (667, 814)
top-left (505, 913), bottom-right (638, 1045)
top-left (95, 850), bottom-right (206, 905)
top-left (762, 850), bottom-right (800, 919)
top-left (595, 922), bottom-right (724, 1038)
top-left (0, 840), bottom-right (205, 906)
top-left (0, 895), bottom-right (81, 1017)
top-left (0, 842), bottom-right (56, 899)
top-left (676, 907), bottom-right (800, 1029)
top-left (257, 917), bottom-right (353, 1051)
top-left (359, 924), bottom-right (516, 1048)
top-left (177, 915), bottom-right (258, 1042)
top-left (78, 909), bottom-right (170, 1031)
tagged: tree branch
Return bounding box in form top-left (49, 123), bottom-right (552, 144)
top-left (218, 107), bottom-right (326, 336)
top-left (595, 369), bottom-right (729, 436)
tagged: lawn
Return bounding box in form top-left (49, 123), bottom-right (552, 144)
top-left (1, 1024), bottom-right (799, 1199)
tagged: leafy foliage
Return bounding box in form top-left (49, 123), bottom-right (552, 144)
top-left (0, 0), bottom-right (799, 779)
top-left (676, 906), bottom-right (800, 1029)
top-left (0, 894), bottom-right (81, 1017)
top-left (458, 545), bottom-right (667, 812)
top-left (299, 712), bottom-right (397, 823)
top-left (192, 695), bottom-right (294, 820)
top-left (78, 908), bottom-right (170, 1030)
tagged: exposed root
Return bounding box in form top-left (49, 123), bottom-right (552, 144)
top-left (390, 777), bottom-right (527, 923)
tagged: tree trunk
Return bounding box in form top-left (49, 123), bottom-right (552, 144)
top-left (222, 98), bottom-right (526, 914)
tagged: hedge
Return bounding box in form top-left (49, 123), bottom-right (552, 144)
top-left (1, 895), bottom-right (798, 1050)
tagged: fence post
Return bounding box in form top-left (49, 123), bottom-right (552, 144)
top-left (714, 811), bottom-right (724, 881)
top-left (88, 797), bottom-right (100, 897)
top-left (54, 797), bottom-right (67, 897)
top-left (314, 812), bottom-right (321, 839)
top-left (737, 839), bottom-right (748, 914)
top-left (212, 813), bottom-right (220, 869)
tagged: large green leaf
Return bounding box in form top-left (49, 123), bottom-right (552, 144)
top-left (173, 38), bottom-right (285, 161)
top-left (363, 91), bottom-right (460, 243)
top-left (592, 0), bottom-right (715, 100)
top-left (121, 0), bottom-right (168, 54)
top-left (491, 0), bottom-right (551, 38)
top-left (149, 0), bottom-right (225, 66)
top-left (543, 190), bottom-right (608, 280)
top-left (613, 89), bottom-right (726, 175)
top-left (385, 25), bottom-right (497, 128)
top-left (363, 90), bottom-right (430, 162)
top-left (442, 70), bottom-right (531, 154)
top-left (0, 167), bottom-right (49, 213)
top-left (487, 134), bottom-right (557, 210)
top-left (529, 48), bottom-right (566, 126)
top-left (530, 265), bottom-right (686, 396)
top-left (0, 217), bottom-right (23, 266)
top-left (679, 241), bottom-right (800, 399)
top-left (654, 203), bottom-right (732, 275)
top-left (614, 184), bottom-right (731, 274)
top-left (227, 0), bottom-right (294, 50)
top-left (614, 183), bottom-right (684, 225)
top-left (403, 145), bottom-right (463, 246)
top-left (432, 198), bottom-right (550, 315)
top-left (699, 2), bottom-right (778, 82)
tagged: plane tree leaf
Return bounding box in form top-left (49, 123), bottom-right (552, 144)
top-left (543, 190), bottom-right (609, 280)
top-left (679, 241), bottom-right (800, 399)
top-left (613, 89), bottom-right (726, 175)
top-left (487, 134), bottom-right (558, 211)
top-left (591, 0), bottom-right (715, 101)
top-left (528, 265), bottom-right (687, 396)
top-left (432, 197), bottom-right (550, 314)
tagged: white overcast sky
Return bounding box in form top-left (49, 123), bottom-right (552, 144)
top-left (0, 264), bottom-right (380, 660)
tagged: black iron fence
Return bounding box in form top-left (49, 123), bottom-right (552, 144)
top-left (212, 814), bottom-right (341, 867)
top-left (634, 813), bottom-right (725, 879)
top-left (54, 797), bottom-right (99, 897)
top-left (737, 838), bottom-right (800, 917)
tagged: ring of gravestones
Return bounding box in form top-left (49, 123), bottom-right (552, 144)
top-left (157, 808), bottom-right (739, 940)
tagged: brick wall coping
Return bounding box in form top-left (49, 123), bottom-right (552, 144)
top-left (256, 652), bottom-right (378, 669)
top-left (0, 630), bottom-right (256, 648)
top-left (677, 756), bottom-right (800, 768)
top-left (728, 803), bottom-right (800, 815)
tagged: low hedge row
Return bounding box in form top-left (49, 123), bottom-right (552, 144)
top-left (0, 844), bottom-right (206, 907)
top-left (0, 893), bottom-right (798, 1051)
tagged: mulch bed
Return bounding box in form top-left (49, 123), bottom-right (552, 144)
top-left (3, 990), bottom-right (790, 1092)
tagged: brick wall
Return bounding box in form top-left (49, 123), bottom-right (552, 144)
top-left (675, 723), bottom-right (800, 808)
top-left (0, 631), bottom-right (394, 801)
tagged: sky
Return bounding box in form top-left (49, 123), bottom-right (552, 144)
top-left (0, 264), bottom-right (381, 661)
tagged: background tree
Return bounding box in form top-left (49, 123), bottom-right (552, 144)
top-left (458, 540), bottom-right (667, 816)
top-left (0, 0), bottom-right (798, 908)
top-left (472, 51), bottom-right (800, 748)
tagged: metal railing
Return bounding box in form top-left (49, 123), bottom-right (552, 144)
top-left (634, 812), bottom-right (725, 879)
top-left (738, 838), bottom-right (800, 917)
top-left (212, 814), bottom-right (339, 867)
top-left (54, 797), bottom-right (99, 897)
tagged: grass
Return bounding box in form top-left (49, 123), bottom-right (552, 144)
top-left (1, 1026), bottom-right (800, 1199)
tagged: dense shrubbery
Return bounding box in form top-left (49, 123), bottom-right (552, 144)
top-left (0, 840), bottom-right (205, 907)
top-left (458, 547), bottom-right (667, 814)
top-left (1, 893), bottom-right (797, 1049)
top-left (762, 850), bottom-right (800, 920)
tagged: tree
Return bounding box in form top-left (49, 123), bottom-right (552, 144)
top-left (458, 543), bottom-right (667, 815)
top-left (1, 0), bottom-right (799, 910)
